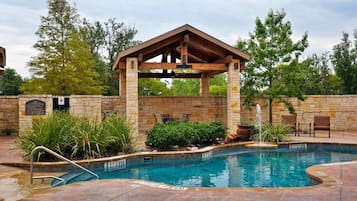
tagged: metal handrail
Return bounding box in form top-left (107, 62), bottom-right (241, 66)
top-left (30, 146), bottom-right (99, 184)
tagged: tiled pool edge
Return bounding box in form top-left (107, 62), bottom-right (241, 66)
top-left (2, 141), bottom-right (356, 189)
top-left (1, 142), bottom-right (253, 172)
top-left (3, 141), bottom-right (357, 201)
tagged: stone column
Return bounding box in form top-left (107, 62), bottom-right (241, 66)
top-left (126, 57), bottom-right (139, 136)
top-left (200, 72), bottom-right (210, 97)
top-left (119, 69), bottom-right (126, 98)
top-left (227, 60), bottom-right (240, 135)
top-left (18, 95), bottom-right (53, 133)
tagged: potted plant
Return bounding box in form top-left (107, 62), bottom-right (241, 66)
top-left (251, 122), bottom-right (290, 143)
top-left (236, 119), bottom-right (254, 140)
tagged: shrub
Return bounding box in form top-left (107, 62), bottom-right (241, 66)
top-left (17, 112), bottom-right (134, 161)
top-left (145, 121), bottom-right (226, 150)
top-left (101, 114), bottom-right (134, 154)
top-left (250, 122), bottom-right (290, 143)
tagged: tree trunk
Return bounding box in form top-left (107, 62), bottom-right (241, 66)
top-left (269, 98), bottom-right (273, 124)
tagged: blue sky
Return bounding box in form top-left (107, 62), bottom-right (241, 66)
top-left (1, 0), bottom-right (356, 78)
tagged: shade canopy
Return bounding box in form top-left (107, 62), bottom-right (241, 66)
top-left (112, 24), bottom-right (250, 78)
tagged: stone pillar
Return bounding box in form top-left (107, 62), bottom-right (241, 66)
top-left (126, 57), bottom-right (139, 135)
top-left (119, 69), bottom-right (126, 98)
top-left (200, 72), bottom-right (210, 97)
top-left (227, 60), bottom-right (240, 135)
top-left (18, 95), bottom-right (53, 133)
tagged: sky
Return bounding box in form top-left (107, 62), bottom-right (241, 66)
top-left (0, 0), bottom-right (356, 78)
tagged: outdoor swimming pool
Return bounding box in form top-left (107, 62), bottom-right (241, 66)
top-left (53, 143), bottom-right (357, 188)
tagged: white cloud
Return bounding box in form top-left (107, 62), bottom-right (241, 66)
top-left (1, 0), bottom-right (357, 78)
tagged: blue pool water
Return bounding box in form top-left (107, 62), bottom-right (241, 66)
top-left (54, 144), bottom-right (357, 188)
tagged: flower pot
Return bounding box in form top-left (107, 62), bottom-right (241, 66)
top-left (236, 125), bottom-right (253, 140)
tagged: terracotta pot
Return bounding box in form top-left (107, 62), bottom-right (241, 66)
top-left (236, 125), bottom-right (253, 139)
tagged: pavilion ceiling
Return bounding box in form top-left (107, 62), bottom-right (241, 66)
top-left (112, 24), bottom-right (250, 78)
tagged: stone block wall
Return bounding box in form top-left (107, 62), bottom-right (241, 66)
top-left (138, 96), bottom-right (227, 132)
top-left (101, 96), bottom-right (125, 117)
top-left (271, 95), bottom-right (357, 130)
top-left (3, 95), bottom-right (357, 134)
top-left (18, 95), bottom-right (53, 133)
top-left (70, 95), bottom-right (102, 121)
top-left (0, 96), bottom-right (18, 134)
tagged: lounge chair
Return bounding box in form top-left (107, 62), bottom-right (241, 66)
top-left (282, 114), bottom-right (297, 135)
top-left (313, 115), bottom-right (330, 138)
top-left (181, 114), bottom-right (191, 122)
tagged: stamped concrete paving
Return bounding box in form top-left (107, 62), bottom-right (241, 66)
top-left (2, 132), bottom-right (357, 201)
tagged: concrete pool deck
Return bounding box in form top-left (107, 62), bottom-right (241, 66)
top-left (1, 131), bottom-right (357, 201)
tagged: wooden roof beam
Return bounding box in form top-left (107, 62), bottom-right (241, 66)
top-left (139, 72), bottom-right (201, 78)
top-left (189, 35), bottom-right (227, 58)
top-left (140, 62), bottom-right (227, 71)
top-left (213, 55), bottom-right (233, 65)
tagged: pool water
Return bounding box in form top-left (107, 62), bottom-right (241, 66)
top-left (54, 144), bottom-right (357, 188)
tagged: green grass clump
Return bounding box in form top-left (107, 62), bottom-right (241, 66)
top-left (250, 122), bottom-right (290, 143)
top-left (18, 112), bottom-right (134, 161)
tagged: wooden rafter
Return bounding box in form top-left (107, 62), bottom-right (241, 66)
top-left (139, 62), bottom-right (227, 71)
top-left (139, 72), bottom-right (201, 78)
top-left (113, 24), bottom-right (250, 70)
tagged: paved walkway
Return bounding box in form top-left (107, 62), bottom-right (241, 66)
top-left (1, 131), bottom-right (357, 201)
top-left (0, 136), bottom-right (27, 201)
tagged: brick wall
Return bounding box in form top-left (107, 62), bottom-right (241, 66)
top-left (70, 95), bottom-right (102, 121)
top-left (270, 95), bottom-right (357, 130)
top-left (2, 95), bottom-right (357, 134)
top-left (18, 95), bottom-right (53, 133)
top-left (0, 96), bottom-right (18, 134)
top-left (138, 96), bottom-right (227, 132)
top-left (101, 96), bottom-right (125, 117)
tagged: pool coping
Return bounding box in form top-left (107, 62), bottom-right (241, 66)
top-left (2, 141), bottom-right (356, 188)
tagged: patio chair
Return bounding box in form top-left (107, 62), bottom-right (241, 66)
top-left (181, 113), bottom-right (191, 122)
top-left (153, 113), bottom-right (160, 123)
top-left (161, 114), bottom-right (172, 123)
top-left (282, 114), bottom-right (297, 135)
top-left (313, 115), bottom-right (330, 138)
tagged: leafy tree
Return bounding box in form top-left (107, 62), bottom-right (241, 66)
top-left (302, 53), bottom-right (342, 95)
top-left (331, 30), bottom-right (357, 94)
top-left (170, 78), bottom-right (200, 96)
top-left (273, 54), bottom-right (342, 96)
top-left (81, 18), bottom-right (140, 95)
top-left (168, 73), bottom-right (228, 96)
top-left (0, 68), bottom-right (23, 95)
top-left (139, 78), bottom-right (169, 96)
top-left (210, 73), bottom-right (227, 96)
top-left (236, 9), bottom-right (308, 123)
top-left (21, 0), bottom-right (103, 95)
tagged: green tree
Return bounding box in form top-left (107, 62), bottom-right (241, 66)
top-left (302, 53), bottom-right (342, 95)
top-left (210, 73), bottom-right (227, 96)
top-left (273, 54), bottom-right (342, 96)
top-left (236, 9), bottom-right (308, 123)
top-left (21, 0), bottom-right (103, 95)
top-left (331, 30), bottom-right (357, 94)
top-left (168, 73), bottom-right (228, 96)
top-left (139, 78), bottom-right (169, 96)
top-left (170, 79), bottom-right (200, 96)
top-left (81, 18), bottom-right (140, 95)
top-left (0, 68), bottom-right (23, 95)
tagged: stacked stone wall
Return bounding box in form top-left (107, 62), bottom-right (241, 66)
top-left (0, 96), bottom-right (18, 134)
top-left (138, 96), bottom-right (227, 132)
top-left (69, 95), bottom-right (102, 121)
top-left (18, 95), bottom-right (53, 133)
top-left (2, 95), bottom-right (357, 134)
